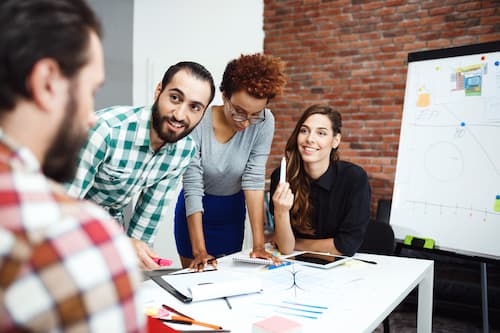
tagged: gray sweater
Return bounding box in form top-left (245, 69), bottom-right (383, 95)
top-left (183, 106), bottom-right (275, 216)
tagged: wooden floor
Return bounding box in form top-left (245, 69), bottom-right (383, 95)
top-left (373, 304), bottom-right (500, 333)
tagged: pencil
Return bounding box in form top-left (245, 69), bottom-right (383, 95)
top-left (171, 315), bottom-right (223, 330)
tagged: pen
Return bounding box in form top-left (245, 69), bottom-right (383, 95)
top-left (168, 267), bottom-right (218, 275)
top-left (207, 254), bottom-right (226, 265)
top-left (178, 329), bottom-right (231, 333)
top-left (266, 261), bottom-right (292, 270)
top-left (159, 319), bottom-right (193, 325)
top-left (223, 297), bottom-right (232, 310)
top-left (354, 258), bottom-right (377, 265)
top-left (171, 315), bottom-right (223, 330)
top-left (162, 304), bottom-right (194, 320)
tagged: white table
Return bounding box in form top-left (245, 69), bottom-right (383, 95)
top-left (141, 253), bottom-right (433, 333)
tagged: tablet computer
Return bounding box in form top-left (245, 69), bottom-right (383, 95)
top-left (281, 251), bottom-right (351, 269)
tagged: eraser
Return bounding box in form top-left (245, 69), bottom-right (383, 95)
top-left (252, 315), bottom-right (303, 333)
top-left (404, 235), bottom-right (435, 249)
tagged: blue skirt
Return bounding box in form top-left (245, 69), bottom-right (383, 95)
top-left (174, 189), bottom-right (246, 258)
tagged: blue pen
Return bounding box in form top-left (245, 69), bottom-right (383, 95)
top-left (266, 261), bottom-right (292, 270)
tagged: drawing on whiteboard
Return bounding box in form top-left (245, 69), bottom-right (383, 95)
top-left (391, 44), bottom-right (500, 259)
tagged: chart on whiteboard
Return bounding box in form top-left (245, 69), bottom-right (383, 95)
top-left (391, 47), bottom-right (500, 259)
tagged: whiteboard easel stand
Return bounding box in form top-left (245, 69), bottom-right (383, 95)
top-left (395, 242), bottom-right (494, 332)
top-left (481, 262), bottom-right (489, 333)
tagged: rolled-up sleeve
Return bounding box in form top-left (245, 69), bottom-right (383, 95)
top-left (182, 128), bottom-right (205, 217)
top-left (241, 110), bottom-right (274, 191)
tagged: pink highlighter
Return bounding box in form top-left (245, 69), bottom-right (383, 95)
top-left (152, 257), bottom-right (173, 267)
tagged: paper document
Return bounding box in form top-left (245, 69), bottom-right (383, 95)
top-left (161, 269), bottom-right (263, 302)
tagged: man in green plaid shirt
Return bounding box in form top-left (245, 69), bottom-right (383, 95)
top-left (67, 62), bottom-right (215, 269)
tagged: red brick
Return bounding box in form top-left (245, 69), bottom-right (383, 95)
top-left (396, 4), bottom-right (420, 13)
top-left (429, 6), bottom-right (454, 16)
top-left (479, 33), bottom-right (500, 42)
top-left (456, 2), bottom-right (482, 11)
top-left (263, 0), bottom-right (494, 211)
top-left (482, 16), bottom-right (500, 25)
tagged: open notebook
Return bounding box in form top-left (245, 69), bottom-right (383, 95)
top-left (152, 269), bottom-right (263, 303)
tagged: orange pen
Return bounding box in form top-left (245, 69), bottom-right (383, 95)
top-left (170, 315), bottom-right (223, 330)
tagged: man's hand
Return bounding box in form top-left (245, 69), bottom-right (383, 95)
top-left (250, 247), bottom-right (281, 265)
top-left (130, 238), bottom-right (160, 270)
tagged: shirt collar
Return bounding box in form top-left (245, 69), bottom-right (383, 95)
top-left (0, 128), bottom-right (41, 173)
top-left (312, 162), bottom-right (335, 191)
top-left (134, 106), bottom-right (153, 147)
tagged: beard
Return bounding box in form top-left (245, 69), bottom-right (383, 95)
top-left (42, 87), bottom-right (89, 183)
top-left (151, 98), bottom-right (195, 144)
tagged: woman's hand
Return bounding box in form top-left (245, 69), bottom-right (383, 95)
top-left (190, 251), bottom-right (217, 271)
top-left (271, 182), bottom-right (296, 254)
top-left (272, 182), bottom-right (294, 214)
top-left (250, 247), bottom-right (281, 265)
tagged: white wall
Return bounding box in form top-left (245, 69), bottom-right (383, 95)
top-left (133, 1), bottom-right (264, 266)
top-left (133, 0), bottom-right (264, 106)
top-left (88, 0), bottom-right (133, 108)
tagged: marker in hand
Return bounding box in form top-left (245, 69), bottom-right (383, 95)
top-left (151, 256), bottom-right (173, 267)
top-left (279, 156), bottom-right (286, 183)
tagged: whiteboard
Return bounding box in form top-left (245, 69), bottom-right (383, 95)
top-left (390, 41), bottom-right (500, 260)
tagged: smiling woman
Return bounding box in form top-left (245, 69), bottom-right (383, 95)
top-left (269, 105), bottom-right (371, 256)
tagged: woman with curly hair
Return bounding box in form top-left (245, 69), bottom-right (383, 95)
top-left (269, 105), bottom-right (370, 256)
top-left (174, 53), bottom-right (287, 269)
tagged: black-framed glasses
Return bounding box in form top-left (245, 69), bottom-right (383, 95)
top-left (226, 99), bottom-right (266, 125)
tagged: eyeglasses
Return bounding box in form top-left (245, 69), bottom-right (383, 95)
top-left (226, 99), bottom-right (266, 125)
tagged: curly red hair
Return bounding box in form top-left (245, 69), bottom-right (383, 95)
top-left (220, 53), bottom-right (287, 100)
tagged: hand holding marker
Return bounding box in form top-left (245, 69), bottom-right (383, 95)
top-left (151, 256), bottom-right (173, 266)
top-left (280, 156), bottom-right (286, 183)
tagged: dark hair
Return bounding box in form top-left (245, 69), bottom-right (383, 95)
top-left (0, 0), bottom-right (102, 112)
top-left (286, 105), bottom-right (342, 232)
top-left (160, 61), bottom-right (216, 106)
top-left (220, 53), bottom-right (287, 100)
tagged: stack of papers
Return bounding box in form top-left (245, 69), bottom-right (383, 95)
top-left (160, 269), bottom-right (263, 302)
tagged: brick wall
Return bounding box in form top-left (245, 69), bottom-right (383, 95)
top-left (263, 0), bottom-right (500, 216)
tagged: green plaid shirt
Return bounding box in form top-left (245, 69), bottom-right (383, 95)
top-left (66, 106), bottom-right (195, 245)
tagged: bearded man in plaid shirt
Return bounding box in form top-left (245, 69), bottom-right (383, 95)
top-left (0, 0), bottom-right (145, 331)
top-left (66, 62), bottom-right (215, 269)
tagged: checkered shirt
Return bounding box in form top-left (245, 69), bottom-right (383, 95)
top-left (66, 106), bottom-right (196, 245)
top-left (0, 131), bottom-right (145, 332)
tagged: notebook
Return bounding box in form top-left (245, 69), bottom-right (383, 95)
top-left (232, 255), bottom-right (274, 265)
